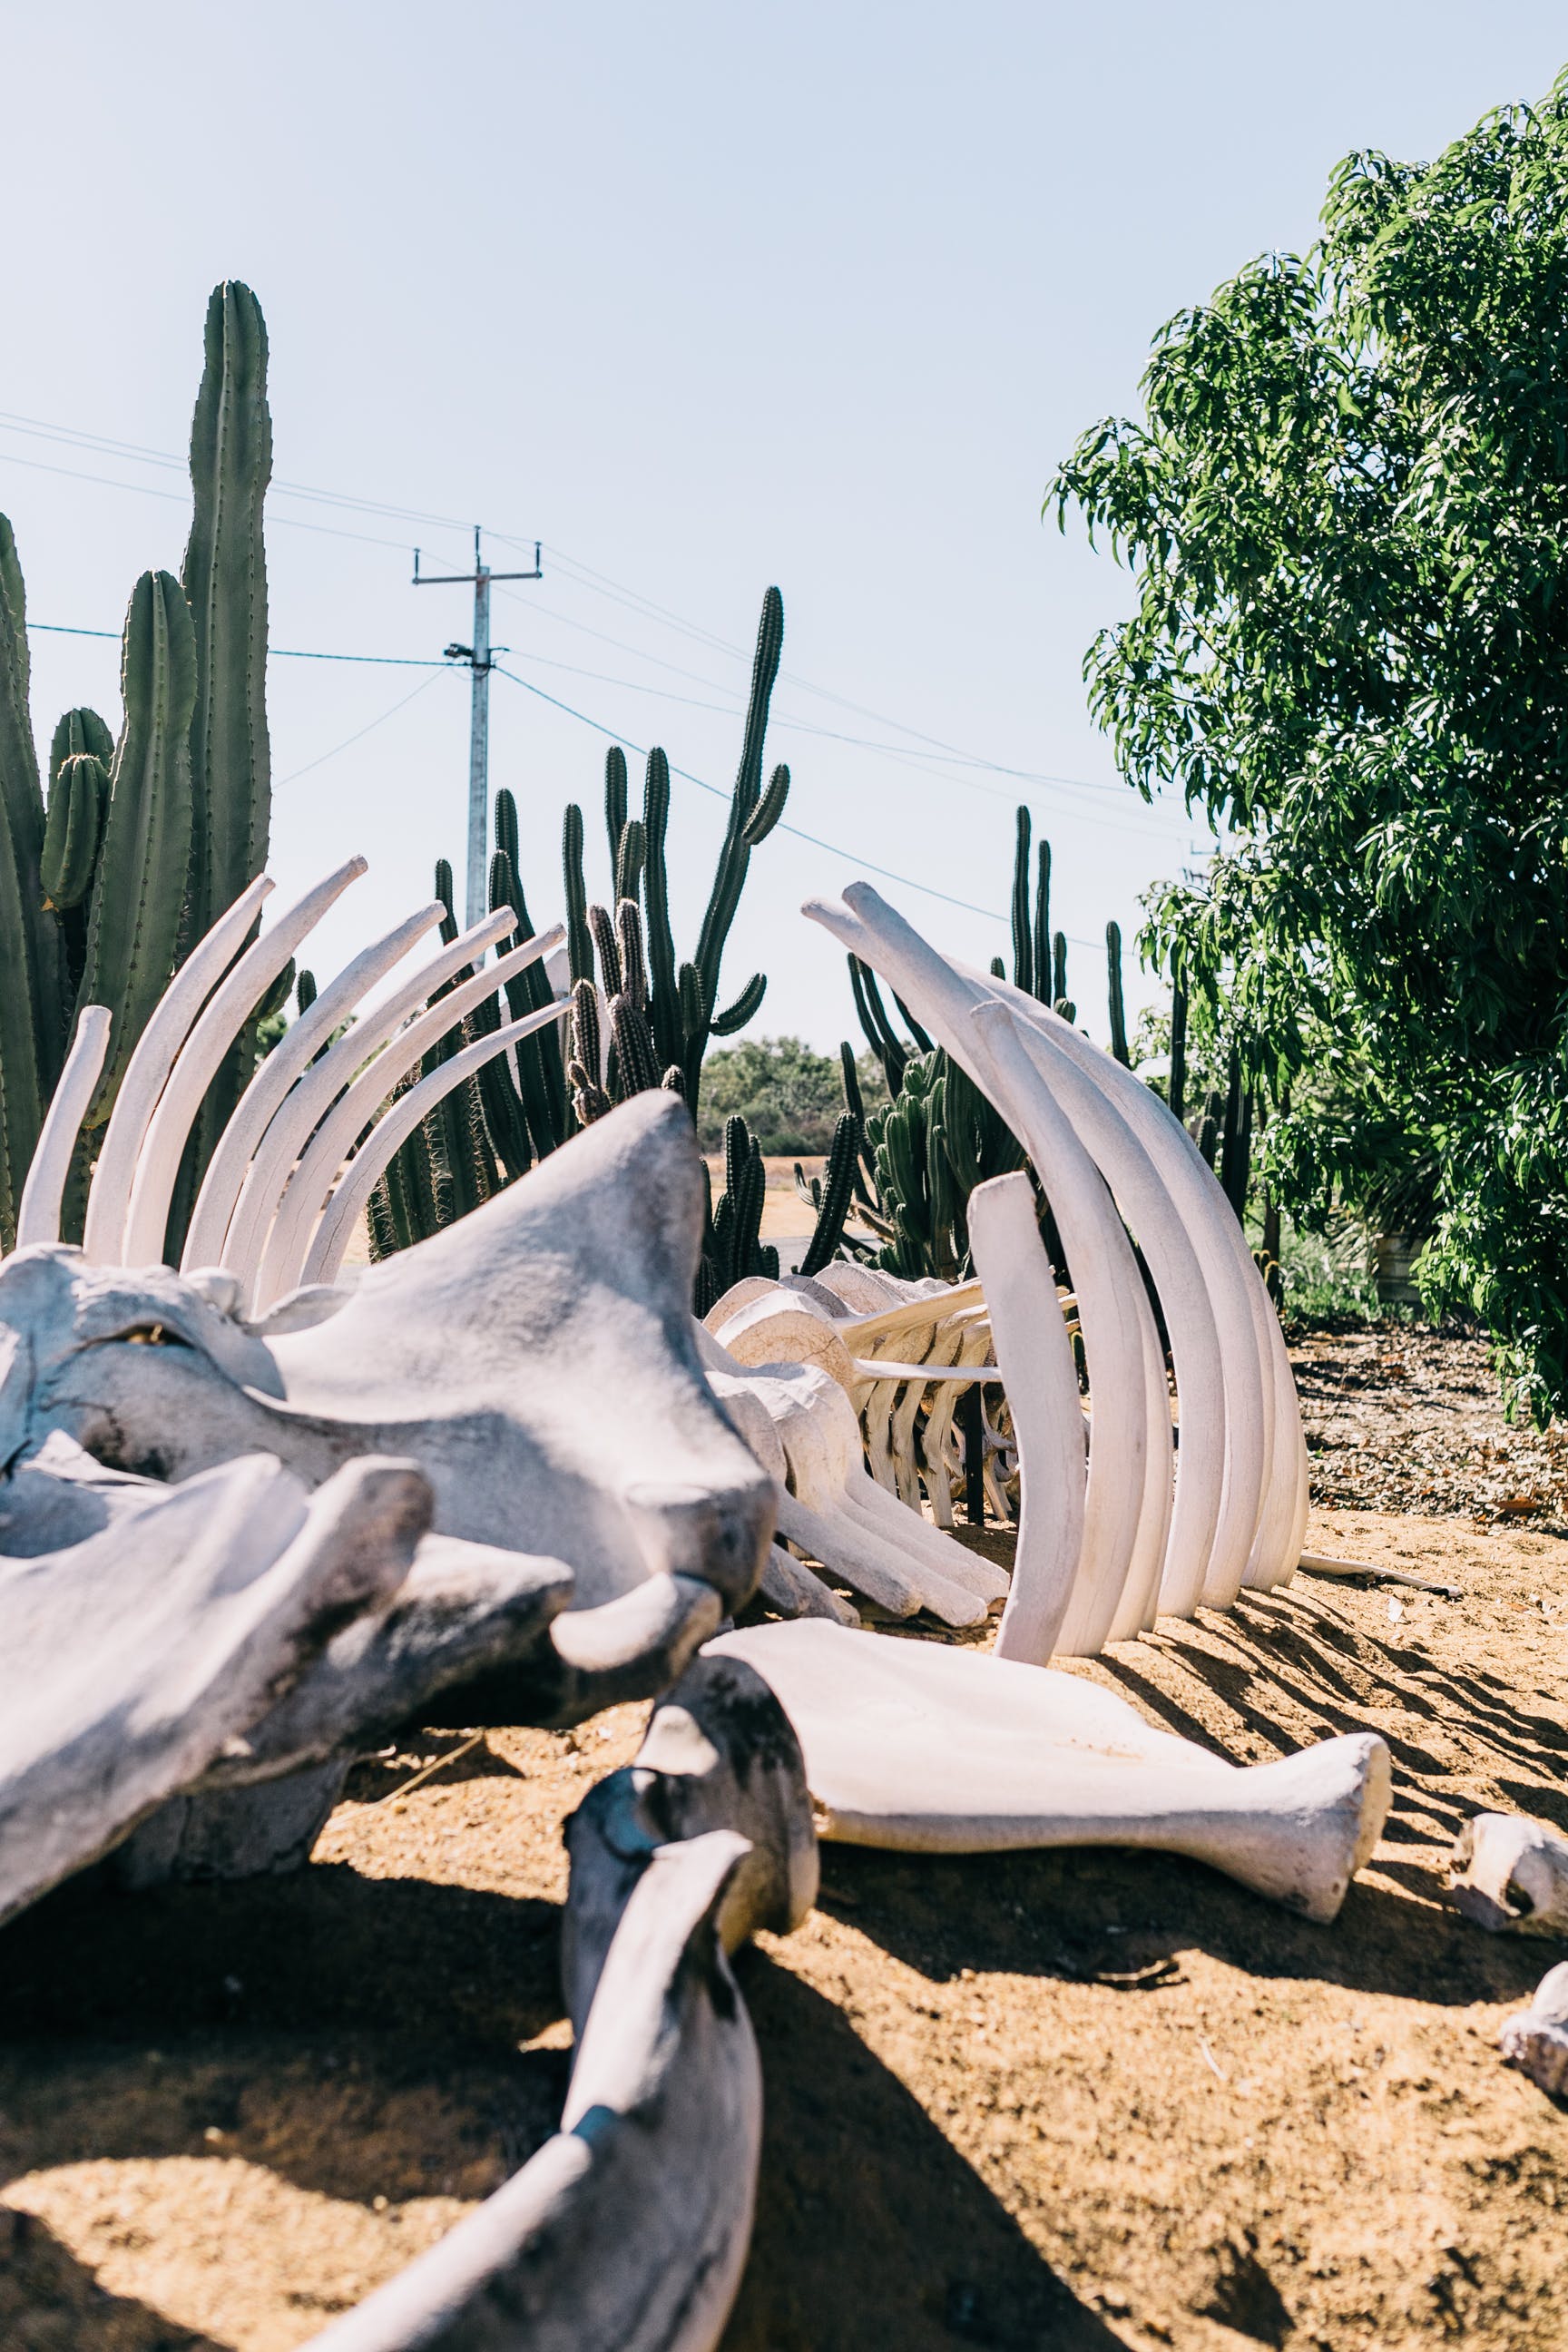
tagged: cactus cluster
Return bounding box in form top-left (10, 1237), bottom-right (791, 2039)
top-left (366, 590), bottom-right (794, 1299)
top-left (0, 282), bottom-right (270, 1254)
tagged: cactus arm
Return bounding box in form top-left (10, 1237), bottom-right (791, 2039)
top-left (691, 586), bottom-right (784, 1049)
top-left (182, 898), bottom-right (444, 1269)
top-left (1033, 840), bottom-right (1052, 1003)
top-left (609, 994), bottom-right (661, 1095)
top-left (0, 519), bottom-right (55, 1244)
top-left (799, 1109), bottom-right (861, 1278)
top-left (1169, 956), bottom-right (1189, 1125)
top-left (1106, 919), bottom-right (1131, 1065)
top-left (181, 280), bottom-right (271, 942)
top-left (588, 901), bottom-right (623, 997)
top-left (41, 752), bottom-right (106, 911)
top-left (563, 803), bottom-right (593, 983)
top-left (603, 744), bottom-right (628, 874)
top-left (1052, 929), bottom-right (1069, 1008)
top-left (710, 972), bottom-right (766, 1036)
top-left (77, 571), bottom-right (200, 1128)
top-left (1010, 804), bottom-right (1032, 990)
top-left (641, 749), bottom-right (681, 1071)
top-left (613, 813), bottom-right (645, 906)
top-left (122, 857), bottom-right (367, 1266)
top-left (741, 762), bottom-right (789, 846)
top-left (15, 1004), bottom-right (112, 1249)
top-left (494, 785), bottom-right (520, 874)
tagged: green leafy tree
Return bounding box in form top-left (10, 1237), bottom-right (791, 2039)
top-left (1050, 74), bottom-right (1568, 1416)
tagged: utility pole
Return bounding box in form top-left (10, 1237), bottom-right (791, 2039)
top-left (414, 527), bottom-right (542, 926)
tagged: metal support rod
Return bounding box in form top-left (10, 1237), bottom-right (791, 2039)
top-left (413, 530), bottom-right (543, 927)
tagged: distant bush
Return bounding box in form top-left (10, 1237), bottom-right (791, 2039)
top-left (698, 1035), bottom-right (886, 1156)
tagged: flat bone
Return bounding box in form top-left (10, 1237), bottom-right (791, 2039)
top-left (710, 1619), bottom-right (1391, 1923)
top-left (0, 1452), bottom-right (429, 1924)
top-left (305, 1830), bottom-right (762, 2352)
top-left (1498, 1961), bottom-right (1568, 2098)
top-left (1447, 1811), bottom-right (1568, 1935)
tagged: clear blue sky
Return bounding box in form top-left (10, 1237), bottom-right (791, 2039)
top-left (5, 5), bottom-right (1566, 1051)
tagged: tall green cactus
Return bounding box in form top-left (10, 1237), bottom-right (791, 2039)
top-left (77, 573), bottom-right (198, 1138)
top-left (1106, 919), bottom-right (1131, 1064)
top-left (182, 279), bottom-right (271, 945)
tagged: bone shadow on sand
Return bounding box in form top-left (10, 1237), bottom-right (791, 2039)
top-left (809, 1841), bottom-right (1553, 2011)
top-left (0, 2208), bottom-right (233, 2352)
top-left (723, 1950), bottom-right (1122, 2352)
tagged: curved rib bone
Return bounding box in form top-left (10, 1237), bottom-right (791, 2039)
top-left (0, 1451), bottom-right (429, 1925)
top-left (253, 918), bottom-right (564, 1308)
top-left (182, 898), bottom-right (446, 1271)
top-left (122, 858), bottom-right (369, 1267)
top-left (712, 1619), bottom-right (1391, 1924)
top-left (300, 999), bottom-right (570, 1289)
top-left (15, 1005), bottom-right (111, 1249)
top-left (82, 873), bottom-right (272, 1265)
top-left (220, 905), bottom-right (515, 1292)
top-left (967, 1171), bottom-right (1086, 1661)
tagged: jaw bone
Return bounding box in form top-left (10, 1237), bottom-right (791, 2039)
top-left (6, 1091), bottom-right (773, 1655)
top-left (710, 1619), bottom-right (1391, 1924)
top-left (303, 1656), bottom-right (816, 2352)
top-left (0, 1452), bottom-right (430, 1925)
top-left (1447, 1811), bottom-right (1568, 1935)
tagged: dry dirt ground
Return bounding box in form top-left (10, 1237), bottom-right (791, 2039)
top-left (4, 1326), bottom-right (1567, 2351)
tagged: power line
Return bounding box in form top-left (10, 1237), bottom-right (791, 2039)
top-left (276, 670), bottom-right (449, 786)
top-left (30, 619), bottom-right (446, 666)
top-left (490, 661), bottom-right (1114, 939)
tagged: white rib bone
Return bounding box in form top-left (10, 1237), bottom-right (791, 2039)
top-left (15, 1005), bottom-right (111, 1249)
top-left (82, 873), bottom-right (272, 1265)
top-left (251, 916), bottom-right (560, 1307)
top-left (969, 966), bottom-right (1297, 1600)
top-left (122, 858), bottom-right (369, 1267)
top-left (300, 1000), bottom-right (570, 1289)
top-left (712, 1619), bottom-right (1391, 1924)
top-left (221, 905), bottom-right (515, 1292)
top-left (967, 1172), bottom-right (1086, 1661)
top-left (182, 899), bottom-right (446, 1271)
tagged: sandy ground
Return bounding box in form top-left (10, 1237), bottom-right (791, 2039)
top-left (4, 1338), bottom-right (1568, 2348)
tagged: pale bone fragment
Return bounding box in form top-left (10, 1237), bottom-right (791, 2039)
top-left (301, 999), bottom-right (570, 1289)
top-left (562, 1651), bottom-right (818, 2025)
top-left (182, 898), bottom-right (446, 1271)
top-left (966, 1172), bottom-right (1086, 1662)
top-left (122, 858), bottom-right (369, 1267)
top-left (82, 872), bottom-right (273, 1265)
top-left (15, 1005), bottom-right (112, 1250)
top-left (1447, 1811), bottom-right (1568, 1935)
top-left (759, 1540), bottom-right (860, 1622)
top-left (221, 904), bottom-right (517, 1292)
top-left (306, 1831), bottom-right (761, 2352)
top-left (1296, 1550), bottom-right (1461, 1600)
top-left (699, 1329), bottom-right (995, 1622)
top-left (1498, 1962), bottom-right (1568, 2098)
top-left (0, 1451), bottom-right (430, 1925)
top-left (710, 1619), bottom-right (1392, 1924)
top-left (702, 1369), bottom-right (858, 1624)
top-left (253, 917), bottom-right (564, 1309)
top-left (9, 1093), bottom-right (774, 1630)
top-left (968, 964), bottom-right (1302, 1601)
